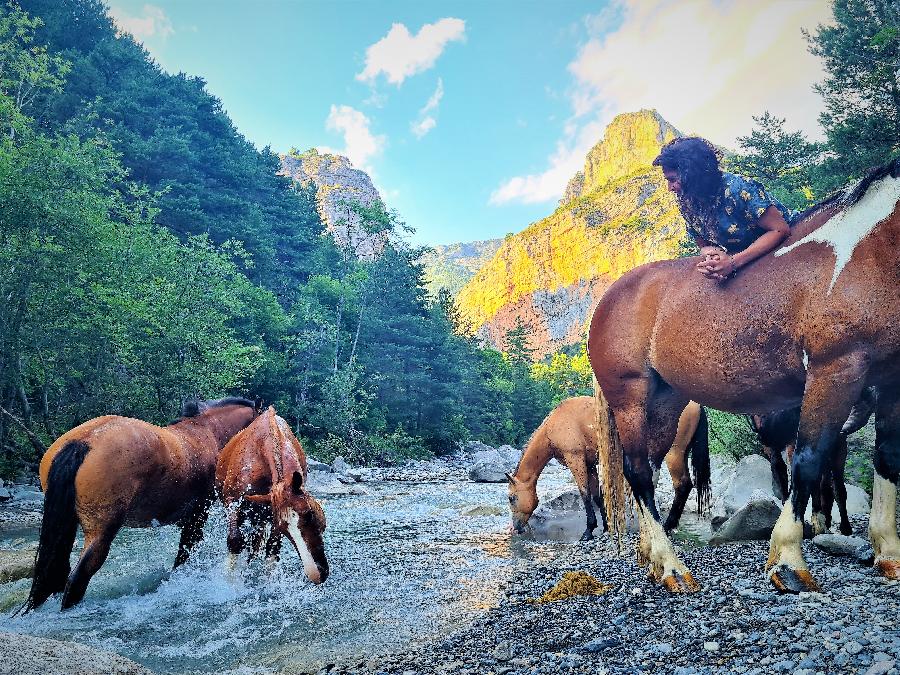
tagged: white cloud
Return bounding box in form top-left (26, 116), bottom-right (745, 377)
top-left (357, 18), bottom-right (466, 85)
top-left (490, 0), bottom-right (831, 206)
top-left (108, 4), bottom-right (174, 40)
top-left (411, 78), bottom-right (444, 139)
top-left (323, 105), bottom-right (386, 174)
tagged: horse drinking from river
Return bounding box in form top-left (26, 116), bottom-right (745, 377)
top-left (588, 160), bottom-right (900, 593)
top-left (216, 406), bottom-right (328, 583)
top-left (24, 397), bottom-right (259, 611)
top-left (507, 396), bottom-right (709, 540)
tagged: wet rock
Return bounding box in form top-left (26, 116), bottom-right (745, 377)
top-left (307, 458), bottom-right (333, 473)
top-left (462, 505), bottom-right (505, 517)
top-left (709, 497), bottom-right (781, 544)
top-left (305, 472), bottom-right (368, 496)
top-left (0, 631), bottom-right (152, 674)
top-left (467, 446), bottom-right (521, 483)
top-left (0, 549), bottom-right (34, 583)
top-left (331, 456), bottom-right (363, 482)
top-left (812, 534), bottom-right (873, 562)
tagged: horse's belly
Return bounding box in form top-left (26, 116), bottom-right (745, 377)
top-left (650, 307), bottom-right (807, 414)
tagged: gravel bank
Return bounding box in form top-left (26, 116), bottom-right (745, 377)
top-left (316, 515), bottom-right (899, 675)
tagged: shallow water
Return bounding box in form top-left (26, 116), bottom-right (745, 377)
top-left (0, 474), bottom-right (579, 674)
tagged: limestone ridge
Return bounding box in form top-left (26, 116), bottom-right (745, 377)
top-left (420, 238), bottom-right (504, 298)
top-left (279, 149), bottom-right (385, 259)
top-left (454, 109), bottom-right (687, 357)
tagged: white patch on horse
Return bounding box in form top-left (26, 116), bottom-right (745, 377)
top-left (802, 349), bottom-right (809, 370)
top-left (285, 510), bottom-right (321, 583)
top-left (636, 502), bottom-right (690, 578)
top-left (768, 501), bottom-right (807, 571)
top-left (870, 474), bottom-right (900, 563)
top-left (775, 175), bottom-right (900, 291)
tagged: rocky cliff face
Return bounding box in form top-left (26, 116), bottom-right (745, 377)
top-left (279, 149), bottom-right (385, 259)
top-left (454, 110), bottom-right (687, 357)
top-left (420, 238), bottom-right (503, 298)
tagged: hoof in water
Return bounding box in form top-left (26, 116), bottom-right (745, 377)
top-left (769, 566), bottom-right (821, 594)
top-left (579, 531), bottom-right (594, 542)
top-left (660, 571), bottom-right (700, 593)
top-left (876, 559), bottom-right (900, 580)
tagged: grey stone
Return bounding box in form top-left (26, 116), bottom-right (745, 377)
top-left (0, 632), bottom-right (151, 674)
top-left (305, 472), bottom-right (368, 496)
top-left (812, 534), bottom-right (874, 562)
top-left (468, 447), bottom-right (520, 483)
top-left (866, 661), bottom-right (895, 675)
top-left (704, 641), bottom-right (720, 652)
top-left (0, 549), bottom-right (34, 583)
top-left (0, 487), bottom-right (10, 502)
top-left (709, 498), bottom-right (782, 544)
top-left (720, 455), bottom-right (775, 515)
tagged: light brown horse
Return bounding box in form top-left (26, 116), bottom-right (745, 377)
top-left (507, 396), bottom-right (709, 540)
top-left (23, 398), bottom-right (259, 611)
top-left (216, 406), bottom-right (328, 584)
top-left (588, 160), bottom-right (900, 594)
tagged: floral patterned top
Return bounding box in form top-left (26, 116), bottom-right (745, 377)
top-left (686, 172), bottom-right (800, 253)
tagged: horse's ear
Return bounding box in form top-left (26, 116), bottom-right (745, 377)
top-left (291, 471), bottom-right (304, 494)
top-left (254, 398), bottom-right (265, 414)
top-left (245, 493), bottom-right (271, 504)
top-left (505, 472), bottom-right (518, 485)
top-left (182, 399), bottom-right (201, 418)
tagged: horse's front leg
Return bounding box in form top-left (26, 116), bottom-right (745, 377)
top-left (175, 493), bottom-right (214, 568)
top-left (767, 355), bottom-right (866, 593)
top-left (871, 390), bottom-right (900, 579)
top-left (618, 393), bottom-right (698, 592)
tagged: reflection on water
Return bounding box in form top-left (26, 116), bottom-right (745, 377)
top-left (0, 472), bottom-right (582, 674)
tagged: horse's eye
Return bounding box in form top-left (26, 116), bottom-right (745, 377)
top-left (508, 495), bottom-right (515, 504)
top-left (303, 510), bottom-right (316, 524)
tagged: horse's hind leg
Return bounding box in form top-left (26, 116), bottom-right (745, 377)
top-left (870, 389), bottom-right (900, 579)
top-left (568, 449), bottom-right (599, 541)
top-left (766, 444), bottom-right (790, 503)
top-left (767, 354), bottom-right (866, 593)
top-left (832, 435), bottom-right (852, 535)
top-left (663, 445), bottom-right (693, 533)
top-left (616, 382), bottom-right (696, 592)
top-left (587, 460), bottom-right (608, 531)
top-left (175, 494), bottom-right (214, 568)
top-left (61, 523), bottom-right (120, 609)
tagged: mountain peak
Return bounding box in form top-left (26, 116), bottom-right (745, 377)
top-left (567, 109), bottom-right (680, 203)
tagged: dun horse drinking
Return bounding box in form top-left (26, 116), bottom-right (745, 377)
top-left (507, 396), bottom-right (709, 540)
top-left (216, 406), bottom-right (328, 583)
top-left (588, 160), bottom-right (900, 593)
top-left (24, 397), bottom-right (259, 611)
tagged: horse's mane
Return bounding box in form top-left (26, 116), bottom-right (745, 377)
top-left (180, 396), bottom-right (256, 419)
top-left (794, 157), bottom-right (900, 224)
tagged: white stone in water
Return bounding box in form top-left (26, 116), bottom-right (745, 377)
top-left (704, 641), bottom-right (720, 652)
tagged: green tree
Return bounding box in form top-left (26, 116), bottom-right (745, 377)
top-left (726, 112), bottom-right (821, 210)
top-left (806, 0), bottom-right (900, 189)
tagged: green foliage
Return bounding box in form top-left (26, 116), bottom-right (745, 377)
top-left (531, 344), bottom-right (593, 407)
top-left (725, 113), bottom-right (821, 210)
top-left (705, 409), bottom-right (760, 460)
top-left (806, 0), bottom-right (900, 190)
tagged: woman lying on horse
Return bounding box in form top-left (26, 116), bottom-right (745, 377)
top-left (653, 136), bottom-right (798, 281)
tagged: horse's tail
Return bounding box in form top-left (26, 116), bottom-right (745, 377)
top-left (21, 440), bottom-right (90, 613)
top-left (688, 405), bottom-right (711, 515)
top-left (594, 379), bottom-right (625, 551)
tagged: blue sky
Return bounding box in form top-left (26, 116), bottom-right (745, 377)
top-left (108, 1), bottom-right (831, 247)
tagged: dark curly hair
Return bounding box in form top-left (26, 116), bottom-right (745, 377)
top-left (653, 137), bottom-right (723, 234)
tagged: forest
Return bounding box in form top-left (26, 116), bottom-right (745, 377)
top-left (1, 0), bottom-right (898, 477)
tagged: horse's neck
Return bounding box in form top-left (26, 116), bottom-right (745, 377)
top-left (516, 434), bottom-right (552, 485)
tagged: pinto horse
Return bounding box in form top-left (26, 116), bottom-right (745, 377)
top-left (750, 386), bottom-right (876, 535)
top-left (23, 398), bottom-right (259, 611)
top-left (216, 406), bottom-right (328, 584)
top-left (588, 160), bottom-right (900, 593)
top-left (507, 396), bottom-right (709, 540)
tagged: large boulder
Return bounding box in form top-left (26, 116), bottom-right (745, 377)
top-left (709, 495), bottom-right (782, 545)
top-left (0, 632), bottom-right (152, 675)
top-left (527, 486), bottom-right (638, 541)
top-left (305, 472), bottom-right (368, 497)
top-left (467, 445), bottom-right (522, 483)
top-left (0, 549), bottom-right (34, 583)
top-left (718, 455), bottom-right (775, 516)
top-left (331, 456), bottom-right (363, 483)
top-left (813, 533), bottom-right (873, 562)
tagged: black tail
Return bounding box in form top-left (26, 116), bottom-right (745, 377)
top-left (21, 440), bottom-right (90, 613)
top-left (688, 406), bottom-right (711, 514)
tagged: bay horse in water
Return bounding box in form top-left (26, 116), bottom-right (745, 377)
top-left (215, 406), bottom-right (328, 583)
top-left (589, 160), bottom-right (900, 593)
top-left (750, 386), bottom-right (876, 535)
top-left (507, 396), bottom-right (709, 540)
top-left (24, 398), bottom-right (259, 611)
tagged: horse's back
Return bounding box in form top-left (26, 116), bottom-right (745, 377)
top-left (543, 396), bottom-right (599, 462)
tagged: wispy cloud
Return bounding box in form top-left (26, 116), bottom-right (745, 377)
top-left (357, 18), bottom-right (466, 86)
top-left (108, 4), bottom-right (174, 40)
top-left (411, 78), bottom-right (444, 139)
top-left (490, 0), bottom-right (830, 206)
top-left (321, 105), bottom-right (386, 174)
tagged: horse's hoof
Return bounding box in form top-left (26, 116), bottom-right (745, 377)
top-left (660, 571), bottom-right (700, 593)
top-left (579, 531), bottom-right (594, 542)
top-left (769, 566), bottom-right (821, 594)
top-left (839, 523), bottom-right (853, 536)
top-left (876, 559), bottom-right (900, 580)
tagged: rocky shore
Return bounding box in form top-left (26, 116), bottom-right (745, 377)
top-left (328, 513), bottom-right (899, 675)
